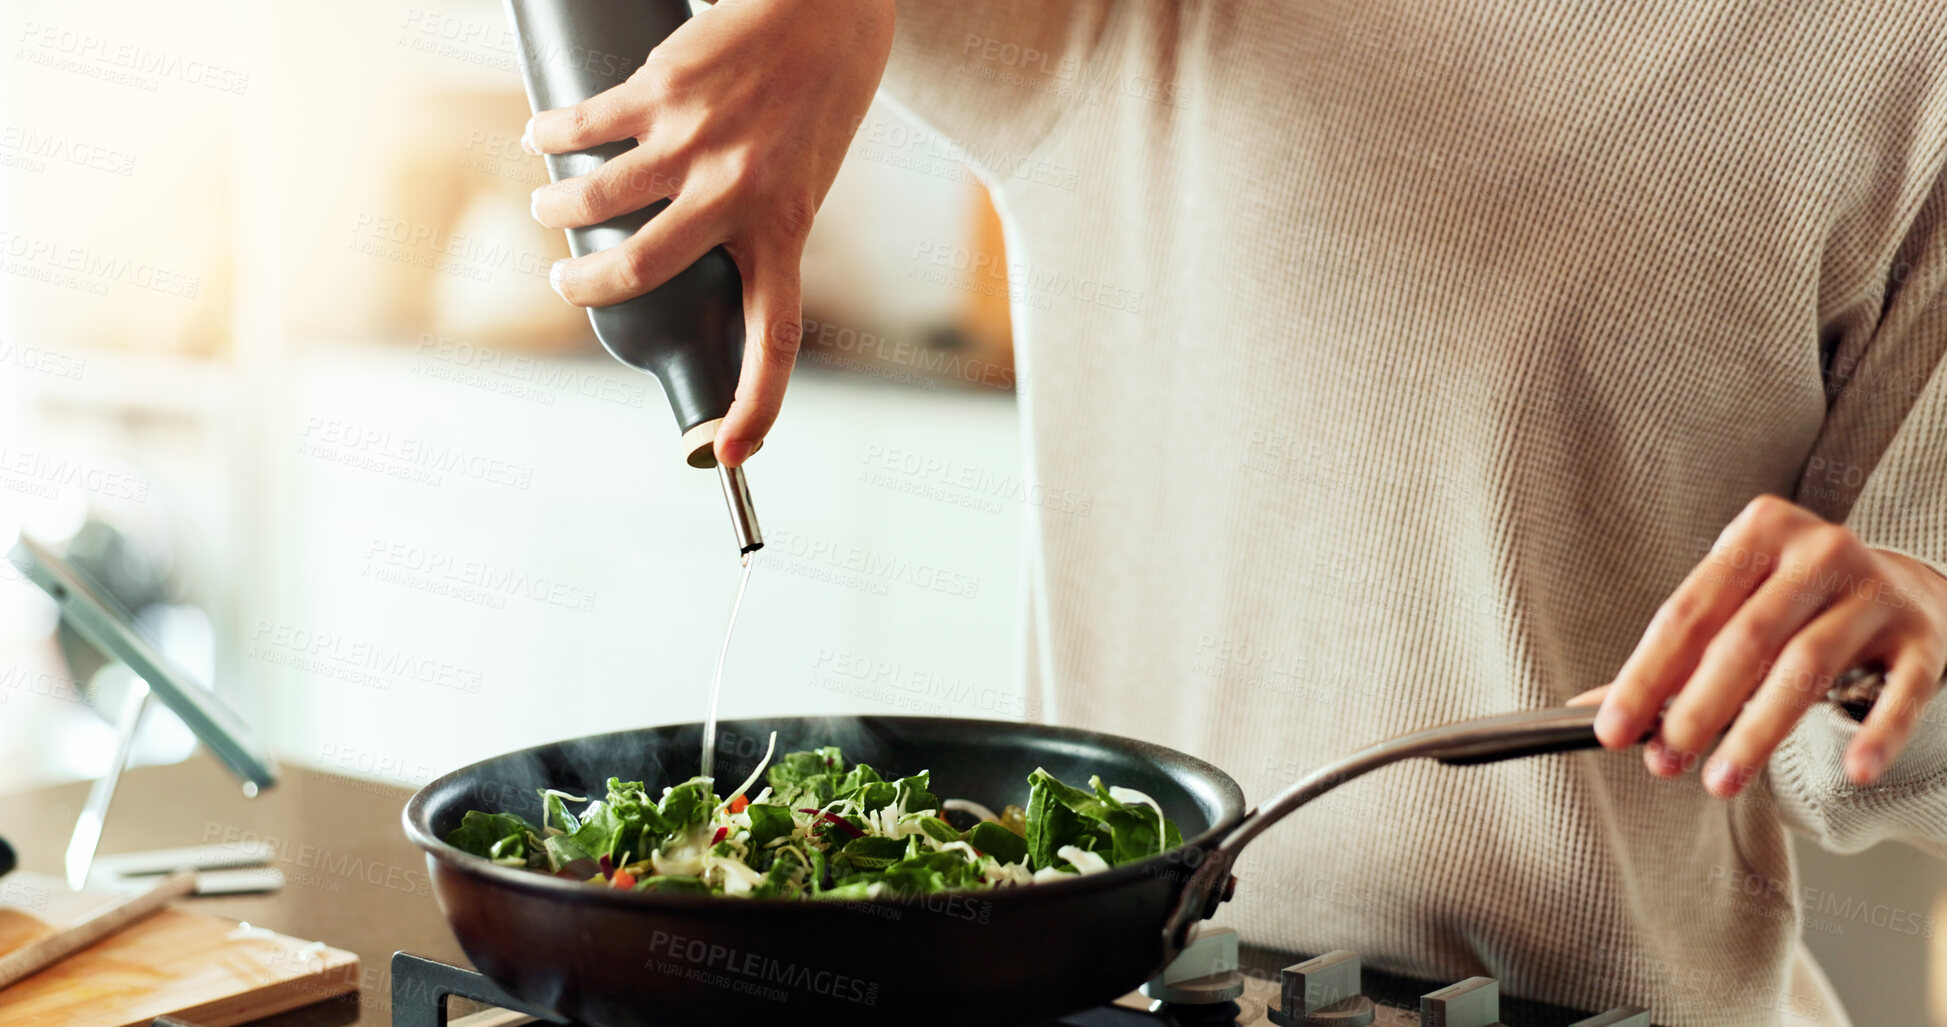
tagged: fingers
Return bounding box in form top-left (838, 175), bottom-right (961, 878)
top-left (532, 151), bottom-right (680, 230)
top-left (1652, 532), bottom-right (1850, 773)
top-left (524, 84), bottom-right (647, 155)
top-left (1699, 601), bottom-right (1890, 797)
top-left (1597, 496), bottom-right (1821, 750)
top-left (715, 239), bottom-right (805, 467)
top-left (548, 196), bottom-right (721, 308)
top-left (1848, 641), bottom-right (1947, 784)
top-left (1596, 491), bottom-right (1947, 800)
top-left (1567, 684), bottom-right (1611, 707)
top-left (1596, 540), bottom-right (1768, 748)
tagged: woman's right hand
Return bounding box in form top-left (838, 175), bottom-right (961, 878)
top-left (523, 0), bottom-right (897, 467)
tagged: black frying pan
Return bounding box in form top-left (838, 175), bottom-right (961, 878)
top-left (403, 705), bottom-right (1615, 1026)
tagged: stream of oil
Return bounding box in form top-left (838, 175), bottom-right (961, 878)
top-left (699, 550), bottom-right (756, 784)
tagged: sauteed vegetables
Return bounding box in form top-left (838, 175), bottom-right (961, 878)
top-left (445, 737), bottom-right (1183, 898)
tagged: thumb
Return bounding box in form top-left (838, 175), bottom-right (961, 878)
top-left (716, 240), bottom-right (804, 467)
top-left (1567, 684), bottom-right (1612, 707)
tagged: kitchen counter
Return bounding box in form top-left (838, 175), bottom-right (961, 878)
top-left (0, 752), bottom-right (468, 1026)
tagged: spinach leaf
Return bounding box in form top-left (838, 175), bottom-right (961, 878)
top-left (816, 879), bottom-right (879, 900)
top-left (566, 800), bottom-right (623, 860)
top-left (892, 771), bottom-right (938, 815)
top-left (837, 762), bottom-right (883, 797)
top-left (751, 849), bottom-right (806, 899)
top-left (915, 816), bottom-right (961, 844)
top-left (639, 875), bottom-right (711, 895)
top-left (967, 820), bottom-right (1028, 866)
top-left (657, 779), bottom-right (715, 832)
top-left (540, 791), bottom-right (579, 835)
top-left (542, 834), bottom-right (593, 874)
top-left (746, 803), bottom-right (796, 850)
top-left (871, 849), bottom-right (986, 895)
top-left (842, 767), bottom-right (938, 816)
top-left (606, 778), bottom-right (673, 840)
top-left (1088, 777), bottom-right (1182, 863)
top-left (835, 835), bottom-right (909, 873)
top-left (1029, 768), bottom-right (1117, 820)
top-left (446, 810), bottom-right (537, 862)
top-left (853, 780), bottom-right (899, 813)
top-left (768, 746), bottom-right (844, 807)
top-left (1025, 772), bottom-right (1092, 870)
top-left (1024, 768), bottom-right (1176, 870)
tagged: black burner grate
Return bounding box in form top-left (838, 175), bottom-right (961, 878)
top-left (388, 950), bottom-right (1650, 1027)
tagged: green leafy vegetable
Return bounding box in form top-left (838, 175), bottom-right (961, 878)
top-left (447, 811), bottom-right (537, 864)
top-left (542, 834), bottom-right (592, 873)
top-left (541, 791), bottom-right (579, 835)
top-left (967, 820), bottom-right (1028, 865)
top-left (767, 746), bottom-right (844, 808)
top-left (835, 835), bottom-right (911, 874)
top-left (449, 747), bottom-right (1181, 899)
top-left (639, 875), bottom-right (710, 894)
top-left (746, 803), bottom-right (795, 850)
top-left (915, 816), bottom-right (961, 844)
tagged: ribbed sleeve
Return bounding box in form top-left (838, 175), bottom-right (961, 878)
top-left (1775, 164), bottom-right (1947, 855)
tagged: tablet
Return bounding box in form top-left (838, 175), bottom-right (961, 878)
top-left (6, 533), bottom-right (278, 791)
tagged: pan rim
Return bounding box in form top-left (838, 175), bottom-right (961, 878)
top-left (403, 714), bottom-right (1247, 909)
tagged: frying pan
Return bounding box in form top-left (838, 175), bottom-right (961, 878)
top-left (404, 703), bottom-right (1633, 1026)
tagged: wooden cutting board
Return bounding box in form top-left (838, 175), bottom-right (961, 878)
top-left (0, 871), bottom-right (359, 1027)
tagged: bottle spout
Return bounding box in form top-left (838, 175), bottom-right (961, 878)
top-left (717, 464), bottom-right (763, 559)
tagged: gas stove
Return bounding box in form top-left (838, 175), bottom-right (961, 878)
top-left (391, 931), bottom-right (1656, 1027)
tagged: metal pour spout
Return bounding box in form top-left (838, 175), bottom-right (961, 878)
top-left (718, 464), bottom-right (764, 558)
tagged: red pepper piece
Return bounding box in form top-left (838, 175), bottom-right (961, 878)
top-left (711, 826), bottom-right (728, 846)
top-left (729, 794), bottom-right (749, 814)
top-left (612, 868), bottom-right (636, 889)
top-left (797, 810), bottom-right (862, 839)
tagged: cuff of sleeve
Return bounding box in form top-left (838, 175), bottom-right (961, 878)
top-left (1768, 702), bottom-right (1947, 854)
top-left (1861, 541), bottom-right (1947, 594)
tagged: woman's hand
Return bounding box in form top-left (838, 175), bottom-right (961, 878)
top-left (1582, 495), bottom-right (1947, 797)
top-left (522, 0), bottom-right (896, 467)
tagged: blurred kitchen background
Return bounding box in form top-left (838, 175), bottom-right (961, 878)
top-left (0, 0), bottom-right (1942, 1021)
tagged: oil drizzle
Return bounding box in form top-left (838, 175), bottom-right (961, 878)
top-left (700, 550), bottom-right (756, 783)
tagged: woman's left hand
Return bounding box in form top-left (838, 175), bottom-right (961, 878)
top-left (1577, 494), bottom-right (1947, 797)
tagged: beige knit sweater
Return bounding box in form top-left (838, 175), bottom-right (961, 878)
top-left (876, 2), bottom-right (1947, 1024)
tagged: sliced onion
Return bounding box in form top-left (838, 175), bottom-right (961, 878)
top-left (1057, 845), bottom-right (1110, 875)
top-left (718, 731), bottom-right (778, 813)
top-left (936, 840), bottom-right (983, 864)
top-left (713, 854), bottom-right (764, 896)
top-left (942, 798), bottom-right (999, 822)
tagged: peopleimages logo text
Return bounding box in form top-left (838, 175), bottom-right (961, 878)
top-left (646, 930), bottom-right (879, 1006)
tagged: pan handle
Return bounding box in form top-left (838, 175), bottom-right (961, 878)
top-left (1161, 666), bottom-right (1887, 950)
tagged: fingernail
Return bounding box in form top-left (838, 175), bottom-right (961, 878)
top-left (1645, 741), bottom-right (1686, 776)
top-left (530, 188), bottom-right (544, 221)
top-left (1594, 705), bottom-right (1627, 746)
top-left (719, 439), bottom-right (752, 467)
top-left (1702, 757), bottom-right (1745, 797)
top-left (521, 119), bottom-right (539, 155)
top-left (1854, 747), bottom-right (1886, 784)
top-left (548, 261), bottom-right (567, 298)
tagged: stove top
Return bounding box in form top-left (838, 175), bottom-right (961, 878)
top-left (392, 932), bottom-right (1657, 1027)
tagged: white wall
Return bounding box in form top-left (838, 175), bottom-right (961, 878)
top-left (247, 347), bottom-right (1022, 786)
